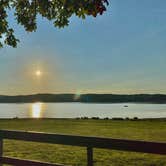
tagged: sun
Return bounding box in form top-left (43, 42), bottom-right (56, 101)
top-left (35, 70), bottom-right (42, 77)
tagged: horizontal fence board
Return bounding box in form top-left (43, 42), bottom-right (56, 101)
top-left (0, 130), bottom-right (166, 155)
top-left (0, 157), bottom-right (65, 166)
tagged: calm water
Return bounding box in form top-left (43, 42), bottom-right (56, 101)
top-left (0, 103), bottom-right (166, 119)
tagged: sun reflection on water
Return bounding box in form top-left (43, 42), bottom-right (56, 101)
top-left (31, 102), bottom-right (43, 118)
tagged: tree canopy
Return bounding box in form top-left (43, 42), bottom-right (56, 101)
top-left (0, 0), bottom-right (109, 48)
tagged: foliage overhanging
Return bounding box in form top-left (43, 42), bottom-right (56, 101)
top-left (0, 0), bottom-right (109, 48)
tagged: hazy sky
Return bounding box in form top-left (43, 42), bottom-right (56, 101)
top-left (0, 0), bottom-right (166, 95)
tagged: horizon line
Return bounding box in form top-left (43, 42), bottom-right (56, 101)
top-left (1, 93), bottom-right (166, 97)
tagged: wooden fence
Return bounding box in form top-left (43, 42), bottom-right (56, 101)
top-left (0, 130), bottom-right (166, 166)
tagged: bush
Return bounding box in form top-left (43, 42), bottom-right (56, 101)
top-left (104, 117), bottom-right (109, 120)
top-left (92, 117), bottom-right (100, 120)
top-left (81, 117), bottom-right (89, 119)
top-left (133, 117), bottom-right (139, 120)
top-left (112, 117), bottom-right (124, 120)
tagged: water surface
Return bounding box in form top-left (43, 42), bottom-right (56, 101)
top-left (0, 103), bottom-right (166, 119)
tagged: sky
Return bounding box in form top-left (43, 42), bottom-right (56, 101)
top-left (0, 0), bottom-right (166, 95)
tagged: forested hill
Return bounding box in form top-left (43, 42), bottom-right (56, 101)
top-left (0, 94), bottom-right (166, 103)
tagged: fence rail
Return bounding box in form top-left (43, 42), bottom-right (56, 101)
top-left (0, 130), bottom-right (166, 166)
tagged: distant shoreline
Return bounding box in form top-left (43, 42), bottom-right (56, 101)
top-left (0, 117), bottom-right (166, 122)
top-left (0, 93), bottom-right (166, 103)
top-left (0, 102), bottom-right (166, 104)
top-left (0, 117), bottom-right (166, 121)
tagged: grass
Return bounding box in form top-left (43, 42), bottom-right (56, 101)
top-left (0, 119), bottom-right (166, 166)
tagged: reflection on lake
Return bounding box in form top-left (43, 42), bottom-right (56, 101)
top-left (0, 103), bottom-right (165, 119)
top-left (31, 102), bottom-right (43, 118)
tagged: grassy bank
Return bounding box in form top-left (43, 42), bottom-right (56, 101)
top-left (0, 119), bottom-right (166, 165)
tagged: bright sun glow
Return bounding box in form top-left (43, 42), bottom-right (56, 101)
top-left (35, 70), bottom-right (42, 76)
top-left (31, 102), bottom-right (42, 118)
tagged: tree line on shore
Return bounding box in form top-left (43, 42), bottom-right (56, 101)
top-left (0, 94), bottom-right (166, 103)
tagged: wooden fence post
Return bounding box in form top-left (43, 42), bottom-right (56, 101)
top-left (87, 147), bottom-right (93, 166)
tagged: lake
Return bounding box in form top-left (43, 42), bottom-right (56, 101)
top-left (0, 103), bottom-right (166, 119)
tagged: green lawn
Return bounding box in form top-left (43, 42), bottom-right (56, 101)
top-left (0, 119), bottom-right (166, 166)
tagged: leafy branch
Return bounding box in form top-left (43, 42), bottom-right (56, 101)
top-left (0, 0), bottom-right (109, 48)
